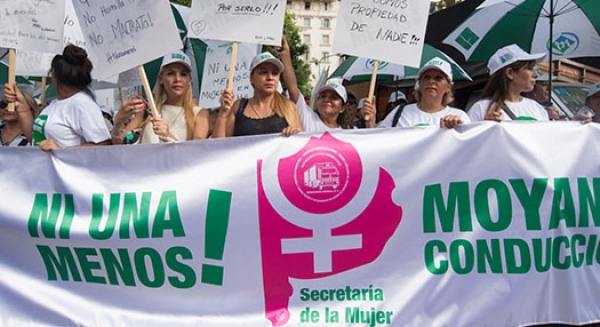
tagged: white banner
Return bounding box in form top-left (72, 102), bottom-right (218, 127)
top-left (0, 0), bottom-right (65, 53)
top-left (71, 0), bottom-right (182, 80)
top-left (1, 123), bottom-right (600, 326)
top-left (332, 0), bottom-right (430, 67)
top-left (199, 40), bottom-right (261, 109)
top-left (188, 0), bottom-right (286, 46)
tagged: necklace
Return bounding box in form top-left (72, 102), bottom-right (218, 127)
top-left (250, 99), bottom-right (273, 119)
top-left (1, 126), bottom-right (21, 146)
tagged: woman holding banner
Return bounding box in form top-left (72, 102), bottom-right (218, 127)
top-left (212, 52), bottom-right (302, 138)
top-left (278, 36), bottom-right (376, 131)
top-left (4, 45), bottom-right (111, 151)
top-left (112, 51), bottom-right (210, 144)
top-left (378, 57), bottom-right (468, 128)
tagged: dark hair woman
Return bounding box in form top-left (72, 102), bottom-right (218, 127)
top-left (5, 44), bottom-right (110, 151)
top-left (468, 44), bottom-right (548, 122)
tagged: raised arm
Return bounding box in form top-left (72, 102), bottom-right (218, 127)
top-left (359, 96), bottom-right (377, 128)
top-left (4, 83), bottom-right (33, 142)
top-left (277, 36), bottom-right (300, 104)
top-left (211, 89), bottom-right (237, 138)
top-left (111, 96), bottom-right (146, 144)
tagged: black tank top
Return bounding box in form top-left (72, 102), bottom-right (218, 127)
top-left (234, 98), bottom-right (289, 136)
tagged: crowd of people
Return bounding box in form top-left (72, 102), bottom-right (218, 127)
top-left (1, 42), bottom-right (598, 150)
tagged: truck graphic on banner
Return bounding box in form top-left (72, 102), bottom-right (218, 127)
top-left (303, 163), bottom-right (340, 190)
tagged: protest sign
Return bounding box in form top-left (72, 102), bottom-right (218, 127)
top-left (64, 1), bottom-right (139, 87)
top-left (1, 123), bottom-right (600, 327)
top-left (71, 0), bottom-right (182, 80)
top-left (199, 40), bottom-right (260, 108)
top-left (332, 0), bottom-right (430, 67)
top-left (63, 0), bottom-right (87, 49)
top-left (0, 0), bottom-right (65, 53)
top-left (188, 0), bottom-right (286, 46)
top-left (14, 50), bottom-right (53, 77)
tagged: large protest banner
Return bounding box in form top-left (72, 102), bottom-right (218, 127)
top-left (71, 0), bottom-right (182, 80)
top-left (1, 123), bottom-right (600, 326)
top-left (188, 0), bottom-right (286, 46)
top-left (332, 0), bottom-right (430, 67)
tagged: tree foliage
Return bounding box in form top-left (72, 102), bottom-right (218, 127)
top-left (436, 0), bottom-right (463, 11)
top-left (170, 0), bottom-right (191, 6)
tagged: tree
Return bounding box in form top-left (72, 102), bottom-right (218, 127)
top-left (436, 0), bottom-right (463, 11)
top-left (170, 0), bottom-right (191, 6)
top-left (264, 11), bottom-right (312, 95)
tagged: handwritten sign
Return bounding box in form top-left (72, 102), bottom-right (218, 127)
top-left (199, 40), bottom-right (260, 109)
top-left (63, 0), bottom-right (87, 49)
top-left (15, 50), bottom-right (53, 76)
top-left (332, 0), bottom-right (430, 67)
top-left (71, 0), bottom-right (182, 80)
top-left (92, 67), bottom-right (141, 89)
top-left (188, 0), bottom-right (286, 46)
top-left (0, 0), bottom-right (65, 53)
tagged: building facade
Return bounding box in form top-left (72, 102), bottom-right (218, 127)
top-left (286, 0), bottom-right (343, 85)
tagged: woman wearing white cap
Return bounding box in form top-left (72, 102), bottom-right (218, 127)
top-left (112, 51), bottom-right (209, 144)
top-left (468, 44), bottom-right (549, 122)
top-left (378, 57), bottom-right (468, 128)
top-left (212, 52), bottom-right (302, 138)
top-left (278, 36), bottom-right (376, 131)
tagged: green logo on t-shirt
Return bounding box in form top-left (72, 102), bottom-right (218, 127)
top-left (517, 116), bottom-right (537, 121)
top-left (32, 114), bottom-right (48, 145)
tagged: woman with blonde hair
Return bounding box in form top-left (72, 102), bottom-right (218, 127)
top-left (111, 51), bottom-right (209, 144)
top-left (212, 51), bottom-right (302, 138)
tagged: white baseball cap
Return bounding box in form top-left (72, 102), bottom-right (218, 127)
top-left (587, 82), bottom-right (600, 98)
top-left (160, 51), bottom-right (192, 72)
top-left (418, 57), bottom-right (453, 82)
top-left (388, 90), bottom-right (406, 103)
top-left (318, 81), bottom-right (347, 103)
top-left (488, 44), bottom-right (545, 75)
top-left (250, 52), bottom-right (284, 73)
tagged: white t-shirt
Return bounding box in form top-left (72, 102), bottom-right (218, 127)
top-left (296, 93), bottom-right (341, 132)
top-left (468, 98), bottom-right (549, 121)
top-left (32, 92), bottom-right (110, 147)
top-left (377, 103), bottom-right (470, 127)
top-left (141, 104), bottom-right (202, 144)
